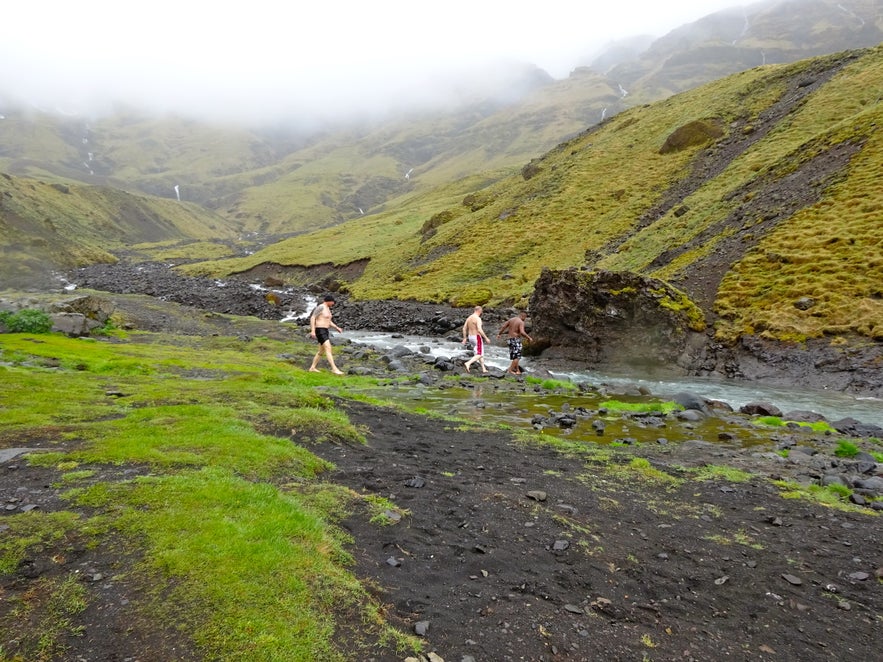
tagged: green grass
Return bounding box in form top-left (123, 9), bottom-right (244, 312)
top-left (755, 416), bottom-right (837, 434)
top-left (773, 480), bottom-right (872, 513)
top-left (600, 399), bottom-right (682, 415)
top-left (524, 375), bottom-right (578, 391)
top-left (834, 439), bottom-right (860, 458)
top-left (0, 331), bottom-right (417, 660)
top-left (687, 465), bottom-right (754, 482)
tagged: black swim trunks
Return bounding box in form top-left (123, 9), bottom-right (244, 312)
top-left (315, 327), bottom-right (330, 344)
top-left (507, 337), bottom-right (523, 360)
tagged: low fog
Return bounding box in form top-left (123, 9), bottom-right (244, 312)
top-left (1, 0), bottom-right (746, 125)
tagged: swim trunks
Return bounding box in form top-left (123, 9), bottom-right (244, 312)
top-left (507, 337), bottom-right (523, 360)
top-left (468, 334), bottom-right (484, 356)
top-left (315, 327), bottom-right (330, 344)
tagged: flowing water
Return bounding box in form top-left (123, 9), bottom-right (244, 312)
top-left (343, 330), bottom-right (883, 430)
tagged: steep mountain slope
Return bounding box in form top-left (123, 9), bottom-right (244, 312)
top-left (605, 0), bottom-right (883, 104)
top-left (195, 47), bottom-right (882, 347)
top-left (2, 2), bottom-right (880, 239)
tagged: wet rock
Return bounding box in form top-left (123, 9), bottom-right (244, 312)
top-left (783, 409), bottom-right (827, 423)
top-left (831, 417), bottom-right (883, 438)
top-left (740, 402), bottom-right (783, 417)
top-left (672, 391), bottom-right (710, 412)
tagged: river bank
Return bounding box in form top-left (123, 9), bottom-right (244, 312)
top-left (65, 260), bottom-right (883, 401)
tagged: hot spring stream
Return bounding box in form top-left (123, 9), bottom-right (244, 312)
top-left (337, 331), bottom-right (882, 446)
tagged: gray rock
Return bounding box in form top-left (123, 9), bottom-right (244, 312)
top-left (671, 391), bottom-right (709, 412)
top-left (740, 402), bottom-right (783, 417)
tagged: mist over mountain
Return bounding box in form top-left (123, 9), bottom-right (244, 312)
top-left (1, 0), bottom-right (882, 290)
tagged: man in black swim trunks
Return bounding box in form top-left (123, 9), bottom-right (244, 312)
top-left (496, 311), bottom-right (532, 375)
top-left (309, 294), bottom-right (344, 375)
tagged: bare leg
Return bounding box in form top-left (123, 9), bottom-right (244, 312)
top-left (321, 342), bottom-right (344, 374)
top-left (309, 348), bottom-right (322, 372)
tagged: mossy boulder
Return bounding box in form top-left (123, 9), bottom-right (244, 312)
top-left (659, 118), bottom-right (724, 154)
top-left (528, 268), bottom-right (707, 369)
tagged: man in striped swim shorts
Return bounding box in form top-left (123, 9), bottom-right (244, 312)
top-left (461, 305), bottom-right (491, 373)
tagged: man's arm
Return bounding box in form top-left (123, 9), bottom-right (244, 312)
top-left (309, 304), bottom-right (321, 335)
top-left (497, 320), bottom-right (509, 338)
top-left (477, 318), bottom-right (490, 341)
top-left (517, 319), bottom-right (532, 341)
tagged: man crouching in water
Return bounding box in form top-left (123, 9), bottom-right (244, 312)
top-left (309, 294), bottom-right (344, 375)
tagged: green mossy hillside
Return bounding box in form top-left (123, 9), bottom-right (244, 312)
top-left (0, 173), bottom-right (240, 287)
top-left (191, 48), bottom-right (883, 343)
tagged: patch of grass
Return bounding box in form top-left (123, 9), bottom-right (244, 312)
top-left (524, 375), bottom-right (577, 391)
top-left (0, 511), bottom-right (89, 574)
top-left (688, 465), bottom-right (754, 482)
top-left (705, 529), bottom-right (764, 550)
top-left (773, 480), bottom-right (873, 513)
top-left (513, 430), bottom-right (614, 463)
top-left (755, 416), bottom-right (836, 433)
top-left (601, 399), bottom-right (682, 415)
top-left (640, 633), bottom-right (658, 648)
top-left (834, 439), bottom-right (860, 458)
top-left (0, 308), bottom-right (53, 333)
top-left (363, 495), bottom-right (409, 526)
top-left (621, 457), bottom-right (682, 487)
top-left (5, 574), bottom-right (88, 660)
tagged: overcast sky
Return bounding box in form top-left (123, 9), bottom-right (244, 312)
top-left (2, 0), bottom-right (746, 123)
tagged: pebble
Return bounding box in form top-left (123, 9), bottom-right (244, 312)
top-left (782, 574), bottom-right (803, 586)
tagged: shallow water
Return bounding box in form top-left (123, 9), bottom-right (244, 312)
top-left (343, 330), bottom-right (883, 429)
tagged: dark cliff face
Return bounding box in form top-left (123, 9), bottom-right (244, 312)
top-left (527, 267), bottom-right (883, 397)
top-left (527, 268), bottom-right (707, 370)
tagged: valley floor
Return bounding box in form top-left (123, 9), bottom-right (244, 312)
top-left (2, 282), bottom-right (880, 661)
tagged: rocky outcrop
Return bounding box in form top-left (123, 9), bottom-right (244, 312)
top-left (527, 268), bottom-right (707, 369)
top-left (526, 267), bottom-right (883, 398)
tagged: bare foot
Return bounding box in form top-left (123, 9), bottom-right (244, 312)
top-left (332, 369), bottom-right (344, 375)
top-left (481, 369), bottom-right (488, 373)
top-left (309, 368), bottom-right (321, 372)
top-left (464, 364), bottom-right (471, 373)
top-left (506, 369), bottom-right (517, 374)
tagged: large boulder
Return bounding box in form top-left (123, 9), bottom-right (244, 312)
top-left (527, 268), bottom-right (706, 369)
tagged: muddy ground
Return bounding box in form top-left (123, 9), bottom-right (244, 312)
top-left (2, 280), bottom-right (882, 661)
top-left (325, 400), bottom-right (882, 661)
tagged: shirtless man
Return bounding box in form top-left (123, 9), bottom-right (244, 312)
top-left (309, 294), bottom-right (344, 375)
top-left (496, 311), bottom-right (532, 375)
top-left (461, 305), bottom-right (491, 373)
